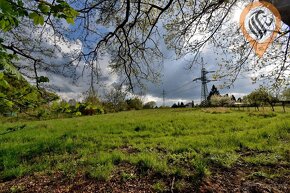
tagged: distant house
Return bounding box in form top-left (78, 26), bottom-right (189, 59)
top-left (185, 101), bottom-right (194, 108)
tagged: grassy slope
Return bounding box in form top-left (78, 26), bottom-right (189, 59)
top-left (0, 108), bottom-right (290, 189)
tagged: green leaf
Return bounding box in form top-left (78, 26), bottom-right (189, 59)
top-left (38, 3), bottom-right (50, 14)
top-left (5, 100), bottom-right (13, 108)
top-left (0, 15), bottom-right (16, 31)
top-left (0, 79), bottom-right (9, 88)
top-left (17, 0), bottom-right (24, 7)
top-left (66, 17), bottom-right (74, 24)
top-left (37, 76), bottom-right (49, 83)
top-left (29, 12), bottom-right (44, 25)
top-left (1, 59), bottom-right (23, 80)
top-left (0, 0), bottom-right (13, 13)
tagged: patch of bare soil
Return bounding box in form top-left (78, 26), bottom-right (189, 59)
top-left (1, 162), bottom-right (289, 193)
top-left (200, 162), bottom-right (290, 193)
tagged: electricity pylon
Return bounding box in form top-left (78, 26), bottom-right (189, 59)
top-left (162, 89), bottom-right (166, 107)
top-left (193, 63), bottom-right (216, 106)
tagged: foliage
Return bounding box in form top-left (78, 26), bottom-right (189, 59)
top-left (83, 94), bottom-right (101, 106)
top-left (0, 71), bottom-right (58, 116)
top-left (126, 97), bottom-right (143, 110)
top-left (0, 0), bottom-right (79, 97)
top-left (210, 94), bottom-right (234, 107)
top-left (51, 98), bottom-right (104, 118)
top-left (143, 101), bottom-right (157, 109)
top-left (281, 88), bottom-right (290, 101)
top-left (244, 87), bottom-right (279, 111)
top-left (153, 181), bottom-right (168, 192)
top-left (103, 87), bottom-right (128, 112)
top-left (207, 85), bottom-right (220, 101)
top-left (0, 0), bottom-right (78, 31)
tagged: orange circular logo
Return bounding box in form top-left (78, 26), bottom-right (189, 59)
top-left (240, 1), bottom-right (281, 57)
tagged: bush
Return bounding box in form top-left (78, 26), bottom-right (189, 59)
top-left (126, 97), bottom-right (143, 110)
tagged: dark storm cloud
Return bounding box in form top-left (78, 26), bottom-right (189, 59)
top-left (27, 11), bottom-right (261, 103)
top-left (143, 49), bottom-right (260, 106)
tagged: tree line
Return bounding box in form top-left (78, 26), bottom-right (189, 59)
top-left (0, 74), bottom-right (157, 119)
top-left (205, 85), bottom-right (290, 111)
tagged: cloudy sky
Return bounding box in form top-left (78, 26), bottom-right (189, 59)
top-left (50, 43), bottom-right (261, 106)
top-left (45, 5), bottom-right (261, 106)
top-left (17, 1), bottom-right (288, 107)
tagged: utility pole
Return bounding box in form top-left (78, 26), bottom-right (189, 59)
top-left (193, 63), bottom-right (216, 106)
top-left (162, 89), bottom-right (166, 107)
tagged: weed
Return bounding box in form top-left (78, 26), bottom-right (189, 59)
top-left (136, 158), bottom-right (152, 174)
top-left (174, 179), bottom-right (189, 192)
top-left (111, 151), bottom-right (124, 165)
top-left (86, 163), bottom-right (113, 181)
top-left (120, 172), bottom-right (135, 182)
top-left (207, 152), bottom-right (239, 168)
top-left (192, 158), bottom-right (210, 178)
top-left (10, 185), bottom-right (25, 193)
top-left (153, 181), bottom-right (168, 192)
top-left (243, 153), bottom-right (282, 166)
top-left (247, 171), bottom-right (281, 180)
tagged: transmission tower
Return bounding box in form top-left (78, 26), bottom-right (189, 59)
top-left (162, 89), bottom-right (166, 107)
top-left (193, 63), bottom-right (216, 106)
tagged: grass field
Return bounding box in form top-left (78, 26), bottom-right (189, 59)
top-left (0, 108), bottom-right (290, 192)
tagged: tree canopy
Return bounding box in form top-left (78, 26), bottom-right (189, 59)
top-left (0, 0), bottom-right (289, 93)
top-left (243, 87), bottom-right (279, 111)
top-left (282, 87), bottom-right (290, 100)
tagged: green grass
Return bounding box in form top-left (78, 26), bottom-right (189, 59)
top-left (0, 108), bottom-right (290, 182)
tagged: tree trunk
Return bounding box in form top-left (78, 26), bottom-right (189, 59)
top-left (270, 104), bottom-right (275, 112)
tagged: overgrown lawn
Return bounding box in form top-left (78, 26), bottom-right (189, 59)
top-left (1, 108), bottom-right (289, 185)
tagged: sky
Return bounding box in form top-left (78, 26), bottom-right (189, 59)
top-left (11, 0), bottom-right (289, 107)
top-left (41, 2), bottom-right (266, 106)
top-left (49, 42), bottom-right (261, 106)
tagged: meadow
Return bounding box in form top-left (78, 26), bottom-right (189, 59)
top-left (0, 108), bottom-right (290, 192)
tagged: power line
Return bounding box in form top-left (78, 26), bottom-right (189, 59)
top-left (166, 81), bottom-right (193, 94)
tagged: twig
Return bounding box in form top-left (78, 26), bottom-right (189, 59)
top-left (170, 176), bottom-right (175, 193)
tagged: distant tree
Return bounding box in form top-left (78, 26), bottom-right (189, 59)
top-left (104, 87), bottom-right (128, 112)
top-left (180, 102), bottom-right (185, 107)
top-left (143, 101), bottom-right (156, 109)
top-left (237, 97), bottom-right (242, 102)
top-left (231, 95), bottom-right (236, 101)
top-left (82, 92), bottom-right (104, 115)
top-left (210, 94), bottom-right (233, 107)
top-left (172, 103), bottom-right (178, 108)
top-left (281, 88), bottom-right (290, 101)
top-left (83, 92), bottom-right (101, 106)
top-left (207, 85), bottom-right (220, 101)
top-left (126, 97), bottom-right (143, 110)
top-left (244, 87), bottom-right (278, 111)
